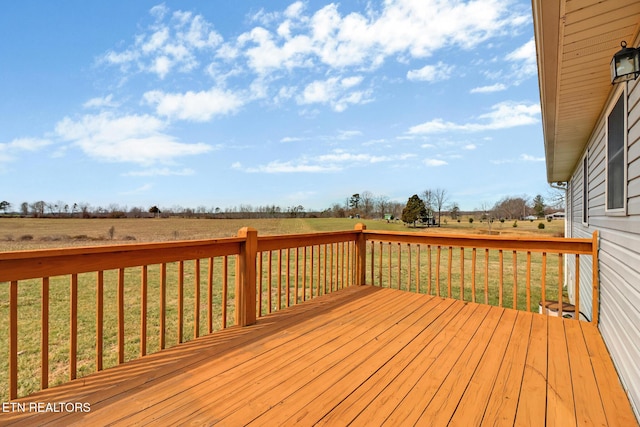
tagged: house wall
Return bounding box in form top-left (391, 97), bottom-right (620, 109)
top-left (567, 76), bottom-right (640, 418)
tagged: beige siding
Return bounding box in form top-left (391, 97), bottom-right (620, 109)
top-left (567, 78), bottom-right (640, 418)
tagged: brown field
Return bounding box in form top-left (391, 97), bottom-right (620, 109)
top-left (0, 216), bottom-right (564, 252)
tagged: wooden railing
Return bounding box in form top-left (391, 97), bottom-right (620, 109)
top-left (0, 224), bottom-right (597, 401)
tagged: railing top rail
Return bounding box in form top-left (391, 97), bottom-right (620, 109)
top-left (362, 230), bottom-right (595, 254)
top-left (0, 236), bottom-right (246, 261)
top-left (257, 230), bottom-right (359, 252)
top-left (0, 237), bottom-right (244, 282)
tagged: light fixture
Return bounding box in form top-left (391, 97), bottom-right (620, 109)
top-left (611, 41), bottom-right (640, 84)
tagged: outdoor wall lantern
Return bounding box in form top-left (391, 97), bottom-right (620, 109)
top-left (611, 41), bottom-right (640, 84)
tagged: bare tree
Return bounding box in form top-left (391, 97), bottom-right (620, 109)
top-left (433, 188), bottom-right (448, 225)
top-left (360, 191), bottom-right (375, 218)
top-left (376, 195), bottom-right (390, 218)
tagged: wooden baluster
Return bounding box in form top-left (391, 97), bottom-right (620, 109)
top-left (575, 254), bottom-right (580, 320)
top-left (436, 246), bottom-right (441, 297)
top-left (512, 251), bottom-right (518, 310)
top-left (323, 244), bottom-right (327, 295)
top-left (558, 253), bottom-right (564, 314)
top-left (97, 271), bottom-right (104, 369)
top-left (541, 253), bottom-right (547, 314)
top-left (42, 277), bottom-right (49, 390)
top-left (370, 241), bottom-right (375, 285)
top-left (460, 248), bottom-right (464, 301)
top-left (428, 245), bottom-right (432, 295)
top-left (160, 263), bottom-right (167, 349)
top-left (141, 266), bottom-right (147, 356)
top-left (286, 248), bottom-right (291, 307)
top-left (388, 242), bottom-right (392, 289)
top-left (302, 247), bottom-right (307, 302)
top-left (194, 259), bottom-right (200, 339)
top-left (447, 246), bottom-right (453, 298)
top-left (277, 250), bottom-right (282, 310)
top-left (258, 253), bottom-right (263, 316)
top-left (398, 242), bottom-right (402, 289)
top-left (330, 243), bottom-right (335, 292)
top-left (526, 252), bottom-right (532, 312)
top-left (117, 269), bottom-right (124, 363)
top-left (471, 248), bottom-right (477, 303)
top-left (178, 261), bottom-right (184, 343)
top-left (208, 257), bottom-right (214, 332)
top-left (407, 244), bottom-right (412, 292)
top-left (498, 250), bottom-right (504, 307)
top-left (416, 245), bottom-right (421, 293)
top-left (222, 256), bottom-right (228, 327)
top-left (295, 247), bottom-right (300, 304)
top-left (378, 241), bottom-right (383, 287)
top-left (268, 251), bottom-right (273, 313)
top-left (310, 245), bottom-right (315, 299)
top-left (71, 273), bottom-right (78, 376)
top-left (9, 280), bottom-right (18, 400)
top-left (484, 249), bottom-right (489, 305)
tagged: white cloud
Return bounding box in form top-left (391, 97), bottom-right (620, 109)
top-left (231, 0), bottom-right (528, 75)
top-left (407, 62), bottom-right (454, 82)
top-left (500, 38), bottom-right (538, 83)
top-left (83, 94), bottom-right (119, 109)
top-left (100, 6), bottom-right (223, 78)
top-left (0, 137), bottom-right (52, 162)
top-left (123, 168), bottom-right (196, 177)
top-left (464, 144), bottom-right (477, 150)
top-left (520, 154), bottom-right (544, 162)
top-left (424, 158), bottom-right (448, 167)
top-left (144, 87), bottom-right (245, 121)
top-left (408, 101), bottom-right (540, 134)
top-left (236, 149), bottom-right (415, 173)
top-left (470, 83), bottom-right (507, 94)
top-left (240, 160), bottom-right (339, 173)
top-left (298, 76), bottom-right (371, 111)
top-left (55, 112), bottom-right (212, 164)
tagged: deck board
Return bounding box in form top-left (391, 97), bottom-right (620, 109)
top-left (1, 286), bottom-right (637, 426)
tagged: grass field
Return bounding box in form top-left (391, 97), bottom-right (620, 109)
top-left (0, 216), bottom-right (567, 401)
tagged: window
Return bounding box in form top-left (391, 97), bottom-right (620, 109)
top-left (582, 154), bottom-right (588, 224)
top-left (606, 92), bottom-right (627, 212)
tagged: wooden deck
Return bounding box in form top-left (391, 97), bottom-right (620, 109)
top-left (1, 286), bottom-right (637, 426)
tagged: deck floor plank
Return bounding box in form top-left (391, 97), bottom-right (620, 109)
top-left (564, 318), bottom-right (609, 426)
top-left (1, 285), bottom-right (637, 427)
top-left (480, 311), bottom-right (533, 426)
top-left (99, 288), bottom-right (415, 425)
top-left (514, 313), bottom-right (548, 426)
top-left (546, 316), bottom-right (577, 427)
top-left (245, 296), bottom-right (458, 425)
top-left (169, 291), bottom-right (440, 425)
top-left (316, 298), bottom-right (480, 426)
top-left (447, 309), bottom-right (519, 426)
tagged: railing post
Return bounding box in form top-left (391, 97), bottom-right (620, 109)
top-left (236, 227), bottom-right (258, 327)
top-left (354, 223), bottom-right (367, 285)
top-left (591, 230), bottom-right (599, 324)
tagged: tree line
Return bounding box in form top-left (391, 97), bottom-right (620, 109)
top-left (0, 189), bottom-right (564, 222)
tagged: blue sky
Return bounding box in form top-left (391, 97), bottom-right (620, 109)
top-left (1, 0), bottom-right (546, 212)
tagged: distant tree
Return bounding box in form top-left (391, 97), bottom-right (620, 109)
top-left (149, 206), bottom-right (161, 217)
top-left (450, 202), bottom-right (460, 220)
top-left (433, 188), bottom-right (449, 225)
top-left (20, 202), bottom-right (29, 216)
top-left (547, 186), bottom-right (566, 211)
top-left (0, 200), bottom-right (11, 214)
top-left (360, 191), bottom-right (375, 218)
top-left (349, 194), bottom-right (361, 211)
top-left (532, 194), bottom-right (545, 218)
top-left (421, 190), bottom-right (434, 215)
top-left (375, 195), bottom-right (390, 218)
top-left (493, 195), bottom-right (529, 219)
top-left (30, 201), bottom-right (46, 217)
top-left (401, 195), bottom-right (427, 227)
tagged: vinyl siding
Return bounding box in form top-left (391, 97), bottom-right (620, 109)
top-left (567, 77), bottom-right (640, 419)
